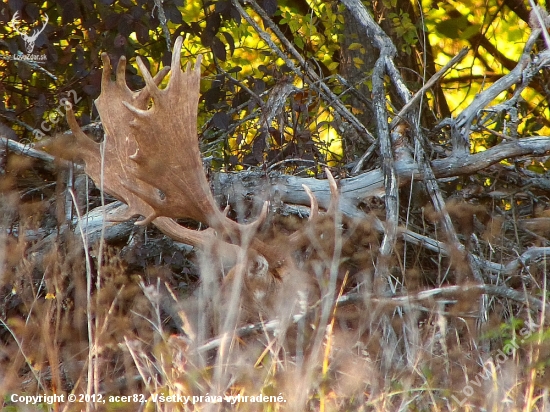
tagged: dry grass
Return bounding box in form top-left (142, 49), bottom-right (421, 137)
top-left (1, 158), bottom-right (550, 411)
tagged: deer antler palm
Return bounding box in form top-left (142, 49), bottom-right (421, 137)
top-left (57, 36), bottom-right (328, 319)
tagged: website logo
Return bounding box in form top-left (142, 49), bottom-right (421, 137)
top-left (9, 11), bottom-right (48, 61)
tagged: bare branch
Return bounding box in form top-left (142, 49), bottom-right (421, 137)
top-left (1, 136), bottom-right (55, 166)
top-left (232, 0), bottom-right (376, 143)
top-left (389, 47), bottom-right (469, 129)
top-left (452, 28), bottom-right (549, 153)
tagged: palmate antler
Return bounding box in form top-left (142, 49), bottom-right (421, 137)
top-left (53, 36), bottom-right (340, 324)
top-left (60, 36), bottom-right (300, 272)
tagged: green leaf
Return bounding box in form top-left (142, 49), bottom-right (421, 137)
top-left (289, 19), bottom-right (301, 33)
top-left (353, 57), bottom-right (364, 68)
top-left (348, 42), bottom-right (363, 51)
top-left (295, 35), bottom-right (305, 49)
top-left (326, 61), bottom-right (339, 71)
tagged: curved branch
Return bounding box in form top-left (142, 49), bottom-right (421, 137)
top-left (214, 136), bottom-right (550, 215)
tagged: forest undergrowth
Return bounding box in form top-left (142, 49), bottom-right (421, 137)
top-left (1, 147), bottom-right (550, 411)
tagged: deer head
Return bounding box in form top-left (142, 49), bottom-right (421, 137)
top-left (52, 36), bottom-right (332, 324)
top-left (10, 11), bottom-right (48, 54)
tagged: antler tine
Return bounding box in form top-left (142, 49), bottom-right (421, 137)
top-left (194, 55), bottom-right (202, 76)
top-left (136, 56), bottom-right (162, 101)
top-left (122, 100), bottom-right (149, 116)
top-left (115, 56), bottom-right (128, 88)
top-left (234, 201), bottom-right (269, 243)
top-left (325, 168), bottom-right (339, 214)
top-left (253, 201), bottom-right (269, 229)
top-left (287, 170), bottom-right (339, 250)
top-left (153, 66), bottom-right (171, 85)
top-left (100, 53), bottom-right (111, 82)
top-left (302, 184), bottom-right (319, 221)
top-left (65, 103), bottom-right (91, 143)
top-left (171, 36), bottom-right (184, 75)
top-left (287, 186), bottom-right (317, 249)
